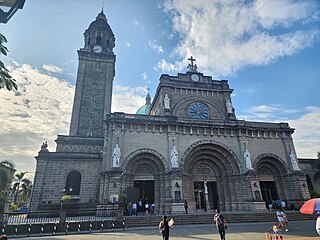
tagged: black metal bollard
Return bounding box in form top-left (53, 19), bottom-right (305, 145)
top-left (53, 222), bottom-right (57, 235)
top-left (14, 225), bottom-right (18, 236)
top-left (27, 223), bottom-right (31, 237)
top-left (66, 221), bottom-right (69, 235)
top-left (112, 219), bottom-right (115, 230)
top-left (122, 217), bottom-right (125, 230)
top-left (41, 223), bottom-right (44, 236)
top-left (78, 222), bottom-right (81, 233)
top-left (100, 220), bottom-right (104, 231)
top-left (89, 220), bottom-right (92, 233)
top-left (1, 225), bottom-right (5, 236)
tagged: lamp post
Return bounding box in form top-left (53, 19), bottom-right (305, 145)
top-left (59, 186), bottom-right (73, 225)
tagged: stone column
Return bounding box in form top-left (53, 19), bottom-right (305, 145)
top-left (204, 181), bottom-right (210, 211)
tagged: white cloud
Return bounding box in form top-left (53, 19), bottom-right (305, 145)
top-left (0, 63), bottom-right (149, 173)
top-left (0, 64), bottom-right (74, 172)
top-left (112, 85), bottom-right (147, 113)
top-left (148, 40), bottom-right (164, 53)
top-left (154, 59), bottom-right (178, 72)
top-left (141, 72), bottom-right (148, 81)
top-left (238, 104), bottom-right (320, 158)
top-left (288, 107), bottom-right (320, 158)
top-left (161, 0), bottom-right (320, 77)
top-left (42, 64), bottom-right (63, 73)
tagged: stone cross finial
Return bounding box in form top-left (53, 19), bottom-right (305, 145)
top-left (188, 56), bottom-right (197, 72)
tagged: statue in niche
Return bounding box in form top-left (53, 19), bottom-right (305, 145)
top-left (226, 99), bottom-right (234, 114)
top-left (244, 148), bottom-right (253, 170)
top-left (289, 151), bottom-right (300, 171)
top-left (170, 145), bottom-right (178, 168)
top-left (112, 144), bottom-right (121, 168)
top-left (164, 94), bottom-right (170, 110)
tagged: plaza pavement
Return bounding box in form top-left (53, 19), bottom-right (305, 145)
top-left (8, 220), bottom-right (319, 240)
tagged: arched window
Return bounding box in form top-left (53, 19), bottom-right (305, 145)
top-left (87, 37), bottom-right (91, 46)
top-left (65, 171), bottom-right (81, 195)
top-left (96, 36), bottom-right (101, 45)
top-left (106, 40), bottom-right (110, 47)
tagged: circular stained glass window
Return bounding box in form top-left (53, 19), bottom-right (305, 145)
top-left (188, 103), bottom-right (209, 119)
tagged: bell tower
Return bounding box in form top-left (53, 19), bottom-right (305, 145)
top-left (69, 10), bottom-right (116, 137)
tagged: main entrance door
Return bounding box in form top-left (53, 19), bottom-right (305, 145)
top-left (259, 181), bottom-right (278, 208)
top-left (134, 180), bottom-right (155, 204)
top-left (194, 181), bottom-right (205, 209)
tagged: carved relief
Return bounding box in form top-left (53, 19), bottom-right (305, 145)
top-left (62, 145), bottom-right (102, 153)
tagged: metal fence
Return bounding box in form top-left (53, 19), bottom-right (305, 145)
top-left (1, 208), bottom-right (123, 237)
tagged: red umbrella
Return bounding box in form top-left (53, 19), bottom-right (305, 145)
top-left (300, 198), bottom-right (320, 215)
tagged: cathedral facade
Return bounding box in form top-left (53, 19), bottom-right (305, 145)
top-left (30, 11), bottom-right (310, 214)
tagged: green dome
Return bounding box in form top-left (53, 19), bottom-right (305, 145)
top-left (136, 93), bottom-right (151, 115)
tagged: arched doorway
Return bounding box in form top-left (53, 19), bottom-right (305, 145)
top-left (255, 155), bottom-right (288, 208)
top-left (182, 141), bottom-right (241, 212)
top-left (123, 150), bottom-right (167, 213)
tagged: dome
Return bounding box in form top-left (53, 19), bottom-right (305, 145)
top-left (87, 11), bottom-right (114, 36)
top-left (136, 93), bottom-right (151, 115)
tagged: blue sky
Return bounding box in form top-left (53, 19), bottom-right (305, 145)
top-left (0, 0), bottom-right (319, 174)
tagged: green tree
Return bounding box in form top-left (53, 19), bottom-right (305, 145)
top-left (19, 179), bottom-right (32, 205)
top-left (312, 151), bottom-right (320, 182)
top-left (12, 171), bottom-right (28, 205)
top-left (0, 33), bottom-right (18, 91)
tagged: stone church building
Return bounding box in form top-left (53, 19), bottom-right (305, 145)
top-left (30, 11), bottom-right (311, 214)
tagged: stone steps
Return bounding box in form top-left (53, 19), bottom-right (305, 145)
top-left (123, 211), bottom-right (316, 228)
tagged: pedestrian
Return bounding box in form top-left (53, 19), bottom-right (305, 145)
top-left (151, 203), bottom-right (155, 215)
top-left (127, 200), bottom-right (133, 216)
top-left (316, 214), bottom-right (320, 235)
top-left (281, 200), bottom-right (286, 210)
top-left (213, 209), bottom-right (227, 240)
top-left (267, 223), bottom-right (283, 240)
top-left (184, 199), bottom-right (188, 214)
top-left (276, 208), bottom-right (289, 231)
top-left (138, 199), bottom-right (143, 213)
top-left (132, 201), bottom-right (137, 216)
top-left (159, 215), bottom-right (172, 240)
top-left (145, 202), bottom-right (149, 216)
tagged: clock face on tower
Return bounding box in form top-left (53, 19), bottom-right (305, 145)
top-left (188, 102), bottom-right (209, 119)
top-left (93, 45), bottom-right (102, 53)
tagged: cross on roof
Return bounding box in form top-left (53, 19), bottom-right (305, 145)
top-left (188, 56), bottom-right (198, 72)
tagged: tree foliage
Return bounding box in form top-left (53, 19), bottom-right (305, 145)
top-left (0, 33), bottom-right (18, 91)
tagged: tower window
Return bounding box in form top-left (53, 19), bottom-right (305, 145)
top-left (94, 62), bottom-right (100, 70)
top-left (107, 40), bottom-right (110, 47)
top-left (92, 79), bottom-right (96, 85)
top-left (96, 36), bottom-right (102, 45)
top-left (65, 171), bottom-right (81, 195)
top-left (91, 96), bottom-right (96, 103)
top-left (87, 37), bottom-right (91, 46)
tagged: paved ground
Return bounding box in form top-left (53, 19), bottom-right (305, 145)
top-left (9, 220), bottom-right (319, 239)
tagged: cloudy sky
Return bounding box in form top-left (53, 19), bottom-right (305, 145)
top-left (1, 0), bottom-right (319, 175)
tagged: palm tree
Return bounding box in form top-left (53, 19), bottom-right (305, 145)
top-left (312, 151), bottom-right (320, 182)
top-left (0, 33), bottom-right (18, 91)
top-left (12, 172), bottom-right (28, 204)
top-left (19, 179), bottom-right (32, 205)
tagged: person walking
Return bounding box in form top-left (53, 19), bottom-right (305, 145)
top-left (159, 215), bottom-right (170, 240)
top-left (214, 209), bottom-right (227, 240)
top-left (132, 201), bottom-right (137, 216)
top-left (276, 208), bottom-right (289, 231)
top-left (184, 199), bottom-right (188, 214)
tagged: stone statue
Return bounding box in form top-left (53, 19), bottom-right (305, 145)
top-left (112, 144), bottom-right (121, 168)
top-left (289, 151), bottom-right (300, 171)
top-left (40, 141), bottom-right (48, 152)
top-left (170, 146), bottom-right (178, 168)
top-left (226, 99), bottom-right (234, 114)
top-left (244, 148), bottom-right (253, 170)
top-left (164, 94), bottom-right (170, 110)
